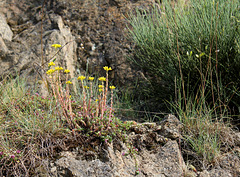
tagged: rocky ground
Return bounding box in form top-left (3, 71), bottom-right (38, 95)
top-left (34, 115), bottom-right (240, 177)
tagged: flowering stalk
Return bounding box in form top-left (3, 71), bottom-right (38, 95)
top-left (108, 86), bottom-right (115, 127)
top-left (88, 77), bottom-right (94, 116)
top-left (55, 68), bottom-right (72, 125)
top-left (82, 85), bottom-right (87, 116)
top-left (78, 76), bottom-right (90, 126)
top-left (65, 71), bottom-right (73, 121)
top-left (98, 77), bottom-right (106, 120)
top-left (95, 96), bottom-right (100, 119)
top-left (104, 73), bottom-right (108, 110)
top-left (103, 66), bottom-right (112, 111)
top-left (46, 62), bottom-right (74, 128)
top-left (100, 87), bottom-right (104, 120)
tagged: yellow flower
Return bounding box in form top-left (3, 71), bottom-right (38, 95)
top-left (51, 44), bottom-right (62, 49)
top-left (64, 69), bottom-right (70, 73)
top-left (78, 76), bottom-right (86, 81)
top-left (110, 86), bottom-right (116, 90)
top-left (69, 95), bottom-right (72, 99)
top-left (98, 77), bottom-right (106, 81)
top-left (98, 85), bottom-right (104, 89)
top-left (95, 99), bottom-right (99, 102)
top-left (55, 67), bottom-right (63, 71)
top-left (66, 81), bottom-right (72, 84)
top-left (46, 69), bottom-right (55, 75)
top-left (103, 66), bottom-right (112, 71)
top-left (88, 77), bottom-right (94, 81)
top-left (48, 61), bottom-right (55, 67)
top-left (99, 89), bottom-right (103, 92)
top-left (84, 86), bottom-right (89, 89)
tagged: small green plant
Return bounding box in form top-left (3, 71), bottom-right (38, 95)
top-left (122, 145), bottom-right (140, 175)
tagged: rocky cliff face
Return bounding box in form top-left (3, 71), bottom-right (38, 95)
top-left (0, 0), bottom-right (155, 88)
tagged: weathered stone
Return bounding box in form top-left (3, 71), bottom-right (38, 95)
top-left (0, 13), bottom-right (13, 41)
top-left (218, 151), bottom-right (240, 176)
top-left (199, 168), bottom-right (232, 177)
top-left (49, 140), bottom-right (185, 177)
top-left (234, 132), bottom-right (240, 146)
top-left (0, 36), bottom-right (8, 56)
top-left (142, 122), bottom-right (156, 129)
top-left (140, 140), bottom-right (185, 177)
top-left (158, 114), bottom-right (183, 139)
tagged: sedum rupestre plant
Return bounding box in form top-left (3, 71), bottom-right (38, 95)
top-left (0, 44), bottom-right (132, 176)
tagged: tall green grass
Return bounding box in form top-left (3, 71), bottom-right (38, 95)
top-left (127, 0), bottom-right (240, 113)
top-left (0, 76), bottom-right (65, 176)
top-left (172, 84), bottom-right (231, 166)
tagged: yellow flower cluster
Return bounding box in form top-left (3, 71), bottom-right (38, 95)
top-left (46, 62), bottom-right (70, 75)
top-left (51, 44), bottom-right (62, 49)
top-left (64, 69), bottom-right (70, 74)
top-left (88, 77), bottom-right (94, 81)
top-left (78, 76), bottom-right (86, 81)
top-left (103, 66), bottom-right (112, 71)
top-left (55, 66), bottom-right (63, 71)
top-left (66, 81), bottom-right (72, 84)
top-left (109, 86), bottom-right (116, 90)
top-left (46, 69), bottom-right (55, 75)
top-left (98, 85), bottom-right (104, 89)
top-left (98, 77), bottom-right (106, 81)
top-left (48, 61), bottom-right (55, 67)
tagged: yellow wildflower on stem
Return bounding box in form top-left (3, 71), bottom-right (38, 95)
top-left (46, 69), bottom-right (55, 75)
top-left (48, 61), bottom-right (55, 67)
top-left (88, 77), bottom-right (94, 81)
top-left (98, 85), bottom-right (104, 89)
top-left (103, 66), bottom-right (112, 72)
top-left (77, 75), bottom-right (88, 118)
top-left (98, 77), bottom-right (106, 82)
top-left (51, 44), bottom-right (62, 49)
top-left (66, 81), bottom-right (72, 84)
top-left (103, 68), bottom-right (110, 113)
top-left (78, 76), bottom-right (86, 81)
top-left (87, 77), bottom-right (94, 110)
top-left (64, 69), bottom-right (70, 74)
top-left (109, 86), bottom-right (116, 90)
top-left (109, 86), bottom-right (115, 126)
top-left (98, 79), bottom-right (105, 119)
top-left (55, 66), bottom-right (63, 71)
